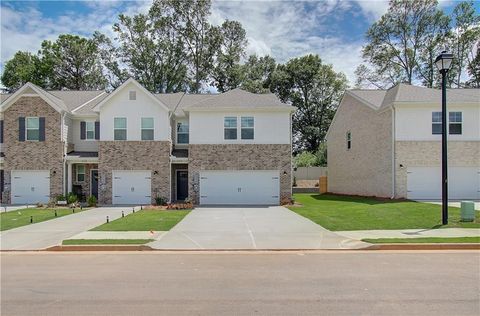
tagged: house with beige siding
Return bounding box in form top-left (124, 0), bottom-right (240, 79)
top-left (326, 83), bottom-right (480, 200)
top-left (0, 78), bottom-right (294, 206)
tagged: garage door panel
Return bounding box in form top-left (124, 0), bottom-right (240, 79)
top-left (200, 170), bottom-right (280, 205)
top-left (407, 167), bottom-right (479, 200)
top-left (11, 170), bottom-right (50, 204)
top-left (112, 171), bottom-right (151, 205)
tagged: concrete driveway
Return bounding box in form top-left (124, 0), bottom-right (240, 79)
top-left (0, 207), bottom-right (130, 250)
top-left (149, 206), bottom-right (369, 250)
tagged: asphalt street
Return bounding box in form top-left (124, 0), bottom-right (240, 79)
top-left (1, 251), bottom-right (479, 316)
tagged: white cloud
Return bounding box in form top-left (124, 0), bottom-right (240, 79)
top-left (351, 0), bottom-right (389, 21)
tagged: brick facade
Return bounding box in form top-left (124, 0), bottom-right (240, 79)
top-left (395, 141), bottom-right (480, 198)
top-left (2, 96), bottom-right (64, 203)
top-left (71, 163), bottom-right (98, 200)
top-left (188, 144), bottom-right (292, 204)
top-left (98, 141), bottom-right (171, 204)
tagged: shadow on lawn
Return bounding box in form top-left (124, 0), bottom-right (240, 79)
top-left (309, 193), bottom-right (408, 206)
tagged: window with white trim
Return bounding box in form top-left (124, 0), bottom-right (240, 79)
top-left (346, 131), bottom-right (351, 150)
top-left (114, 117), bottom-right (127, 140)
top-left (77, 165), bottom-right (85, 182)
top-left (86, 121), bottom-right (95, 140)
top-left (26, 117), bottom-right (40, 141)
top-left (432, 112), bottom-right (442, 135)
top-left (177, 122), bottom-right (189, 144)
top-left (224, 117), bottom-right (237, 140)
top-left (449, 111), bottom-right (462, 135)
top-left (241, 116), bottom-right (254, 140)
top-left (141, 117), bottom-right (154, 140)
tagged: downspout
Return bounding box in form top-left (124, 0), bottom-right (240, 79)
top-left (391, 105), bottom-right (396, 199)
top-left (61, 112), bottom-right (67, 196)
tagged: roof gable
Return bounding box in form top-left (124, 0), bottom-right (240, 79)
top-left (92, 78), bottom-right (170, 112)
top-left (0, 82), bottom-right (68, 113)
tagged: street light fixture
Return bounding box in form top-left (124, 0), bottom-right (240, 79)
top-left (434, 51), bottom-right (454, 225)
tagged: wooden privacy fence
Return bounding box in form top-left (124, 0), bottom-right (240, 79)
top-left (293, 167), bottom-right (327, 180)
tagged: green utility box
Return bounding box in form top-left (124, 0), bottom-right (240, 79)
top-left (460, 201), bottom-right (475, 222)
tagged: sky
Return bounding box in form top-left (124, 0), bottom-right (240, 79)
top-left (0, 0), bottom-right (478, 85)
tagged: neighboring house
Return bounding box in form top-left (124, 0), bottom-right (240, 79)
top-left (0, 79), bottom-right (294, 205)
top-left (327, 83), bottom-right (480, 200)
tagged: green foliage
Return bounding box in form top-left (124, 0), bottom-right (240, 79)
top-left (466, 42), bottom-right (480, 87)
top-left (271, 54), bottom-right (347, 152)
top-left (294, 152), bottom-right (318, 167)
top-left (87, 195), bottom-right (97, 207)
top-left (155, 196), bottom-right (167, 206)
top-left (0, 52), bottom-right (47, 91)
top-left (67, 192), bottom-right (78, 204)
top-left (56, 195), bottom-right (66, 201)
top-left (240, 55), bottom-right (277, 93)
top-left (91, 210), bottom-right (190, 231)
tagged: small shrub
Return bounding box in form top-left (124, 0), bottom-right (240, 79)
top-left (56, 194), bottom-right (66, 201)
top-left (155, 196), bottom-right (167, 206)
top-left (67, 192), bottom-right (78, 204)
top-left (87, 195), bottom-right (97, 207)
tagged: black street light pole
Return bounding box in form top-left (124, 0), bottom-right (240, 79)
top-left (435, 51), bottom-right (453, 225)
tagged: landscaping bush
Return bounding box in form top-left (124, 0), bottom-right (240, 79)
top-left (67, 192), bottom-right (78, 204)
top-left (155, 196), bottom-right (167, 206)
top-left (87, 195), bottom-right (97, 207)
top-left (56, 194), bottom-right (66, 202)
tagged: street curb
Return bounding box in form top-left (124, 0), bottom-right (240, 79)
top-left (39, 243), bottom-right (480, 252)
top-left (364, 243), bottom-right (480, 250)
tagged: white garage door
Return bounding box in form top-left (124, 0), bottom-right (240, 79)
top-left (407, 167), bottom-right (480, 200)
top-left (11, 170), bottom-right (50, 204)
top-left (112, 170), bottom-right (151, 205)
top-left (199, 170), bottom-right (280, 205)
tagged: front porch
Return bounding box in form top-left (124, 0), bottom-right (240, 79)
top-left (66, 152), bottom-right (99, 202)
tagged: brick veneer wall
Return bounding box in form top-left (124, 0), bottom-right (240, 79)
top-left (2, 96), bottom-right (64, 203)
top-left (98, 141), bottom-right (171, 204)
top-left (188, 144), bottom-right (292, 204)
top-left (395, 141), bottom-right (480, 198)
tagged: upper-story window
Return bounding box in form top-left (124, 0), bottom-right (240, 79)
top-left (114, 117), bottom-right (127, 140)
top-left (432, 112), bottom-right (442, 135)
top-left (346, 131), bottom-right (351, 150)
top-left (129, 91), bottom-right (136, 100)
top-left (86, 122), bottom-right (95, 140)
top-left (224, 117), bottom-right (237, 140)
top-left (241, 117), bottom-right (254, 140)
top-left (141, 117), bottom-right (154, 140)
top-left (26, 117), bottom-right (40, 141)
top-left (449, 111), bottom-right (462, 135)
top-left (177, 122), bottom-right (189, 144)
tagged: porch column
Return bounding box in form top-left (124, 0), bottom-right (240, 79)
top-left (67, 162), bottom-right (73, 194)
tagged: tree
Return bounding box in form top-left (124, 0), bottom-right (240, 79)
top-left (271, 54), bottom-right (347, 153)
top-left (451, 1), bottom-right (480, 88)
top-left (466, 42), bottom-right (480, 87)
top-left (294, 151), bottom-right (317, 167)
top-left (358, 0), bottom-right (448, 88)
top-left (0, 51), bottom-right (47, 91)
top-left (210, 20), bottom-right (248, 92)
top-left (40, 34), bottom-right (107, 90)
top-left (241, 55), bottom-right (277, 93)
top-left (152, 0), bottom-right (215, 93)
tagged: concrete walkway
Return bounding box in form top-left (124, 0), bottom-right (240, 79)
top-left (149, 206), bottom-right (369, 250)
top-left (66, 231), bottom-right (165, 240)
top-left (336, 228), bottom-right (480, 241)
top-left (0, 207), bottom-right (137, 250)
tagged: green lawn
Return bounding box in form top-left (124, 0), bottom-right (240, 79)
top-left (0, 207), bottom-right (87, 231)
top-left (91, 209), bottom-right (190, 231)
top-left (289, 194), bottom-right (480, 231)
top-left (62, 239), bottom-right (153, 245)
top-left (363, 237), bottom-right (480, 244)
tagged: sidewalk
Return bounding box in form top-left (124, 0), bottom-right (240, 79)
top-left (66, 231), bottom-right (165, 240)
top-left (336, 228), bottom-right (480, 241)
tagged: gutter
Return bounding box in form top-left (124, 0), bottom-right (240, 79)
top-left (391, 105), bottom-right (396, 199)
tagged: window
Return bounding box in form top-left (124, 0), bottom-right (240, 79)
top-left (449, 111), bottom-right (462, 135)
top-left (77, 165), bottom-right (85, 182)
top-left (177, 122), bottom-right (189, 144)
top-left (114, 117), bottom-right (127, 140)
top-left (432, 112), bottom-right (442, 135)
top-left (241, 117), bottom-right (254, 140)
top-left (141, 117), bottom-right (154, 140)
top-left (86, 121), bottom-right (95, 140)
top-left (346, 131), bottom-right (351, 150)
top-left (224, 117), bottom-right (237, 140)
top-left (26, 117), bottom-right (40, 141)
top-left (129, 91), bottom-right (136, 100)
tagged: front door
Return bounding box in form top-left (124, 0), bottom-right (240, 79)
top-left (177, 170), bottom-right (188, 201)
top-left (91, 170), bottom-right (99, 199)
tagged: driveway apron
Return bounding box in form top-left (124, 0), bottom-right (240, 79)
top-left (1, 207), bottom-right (130, 250)
top-left (149, 206), bottom-right (369, 250)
